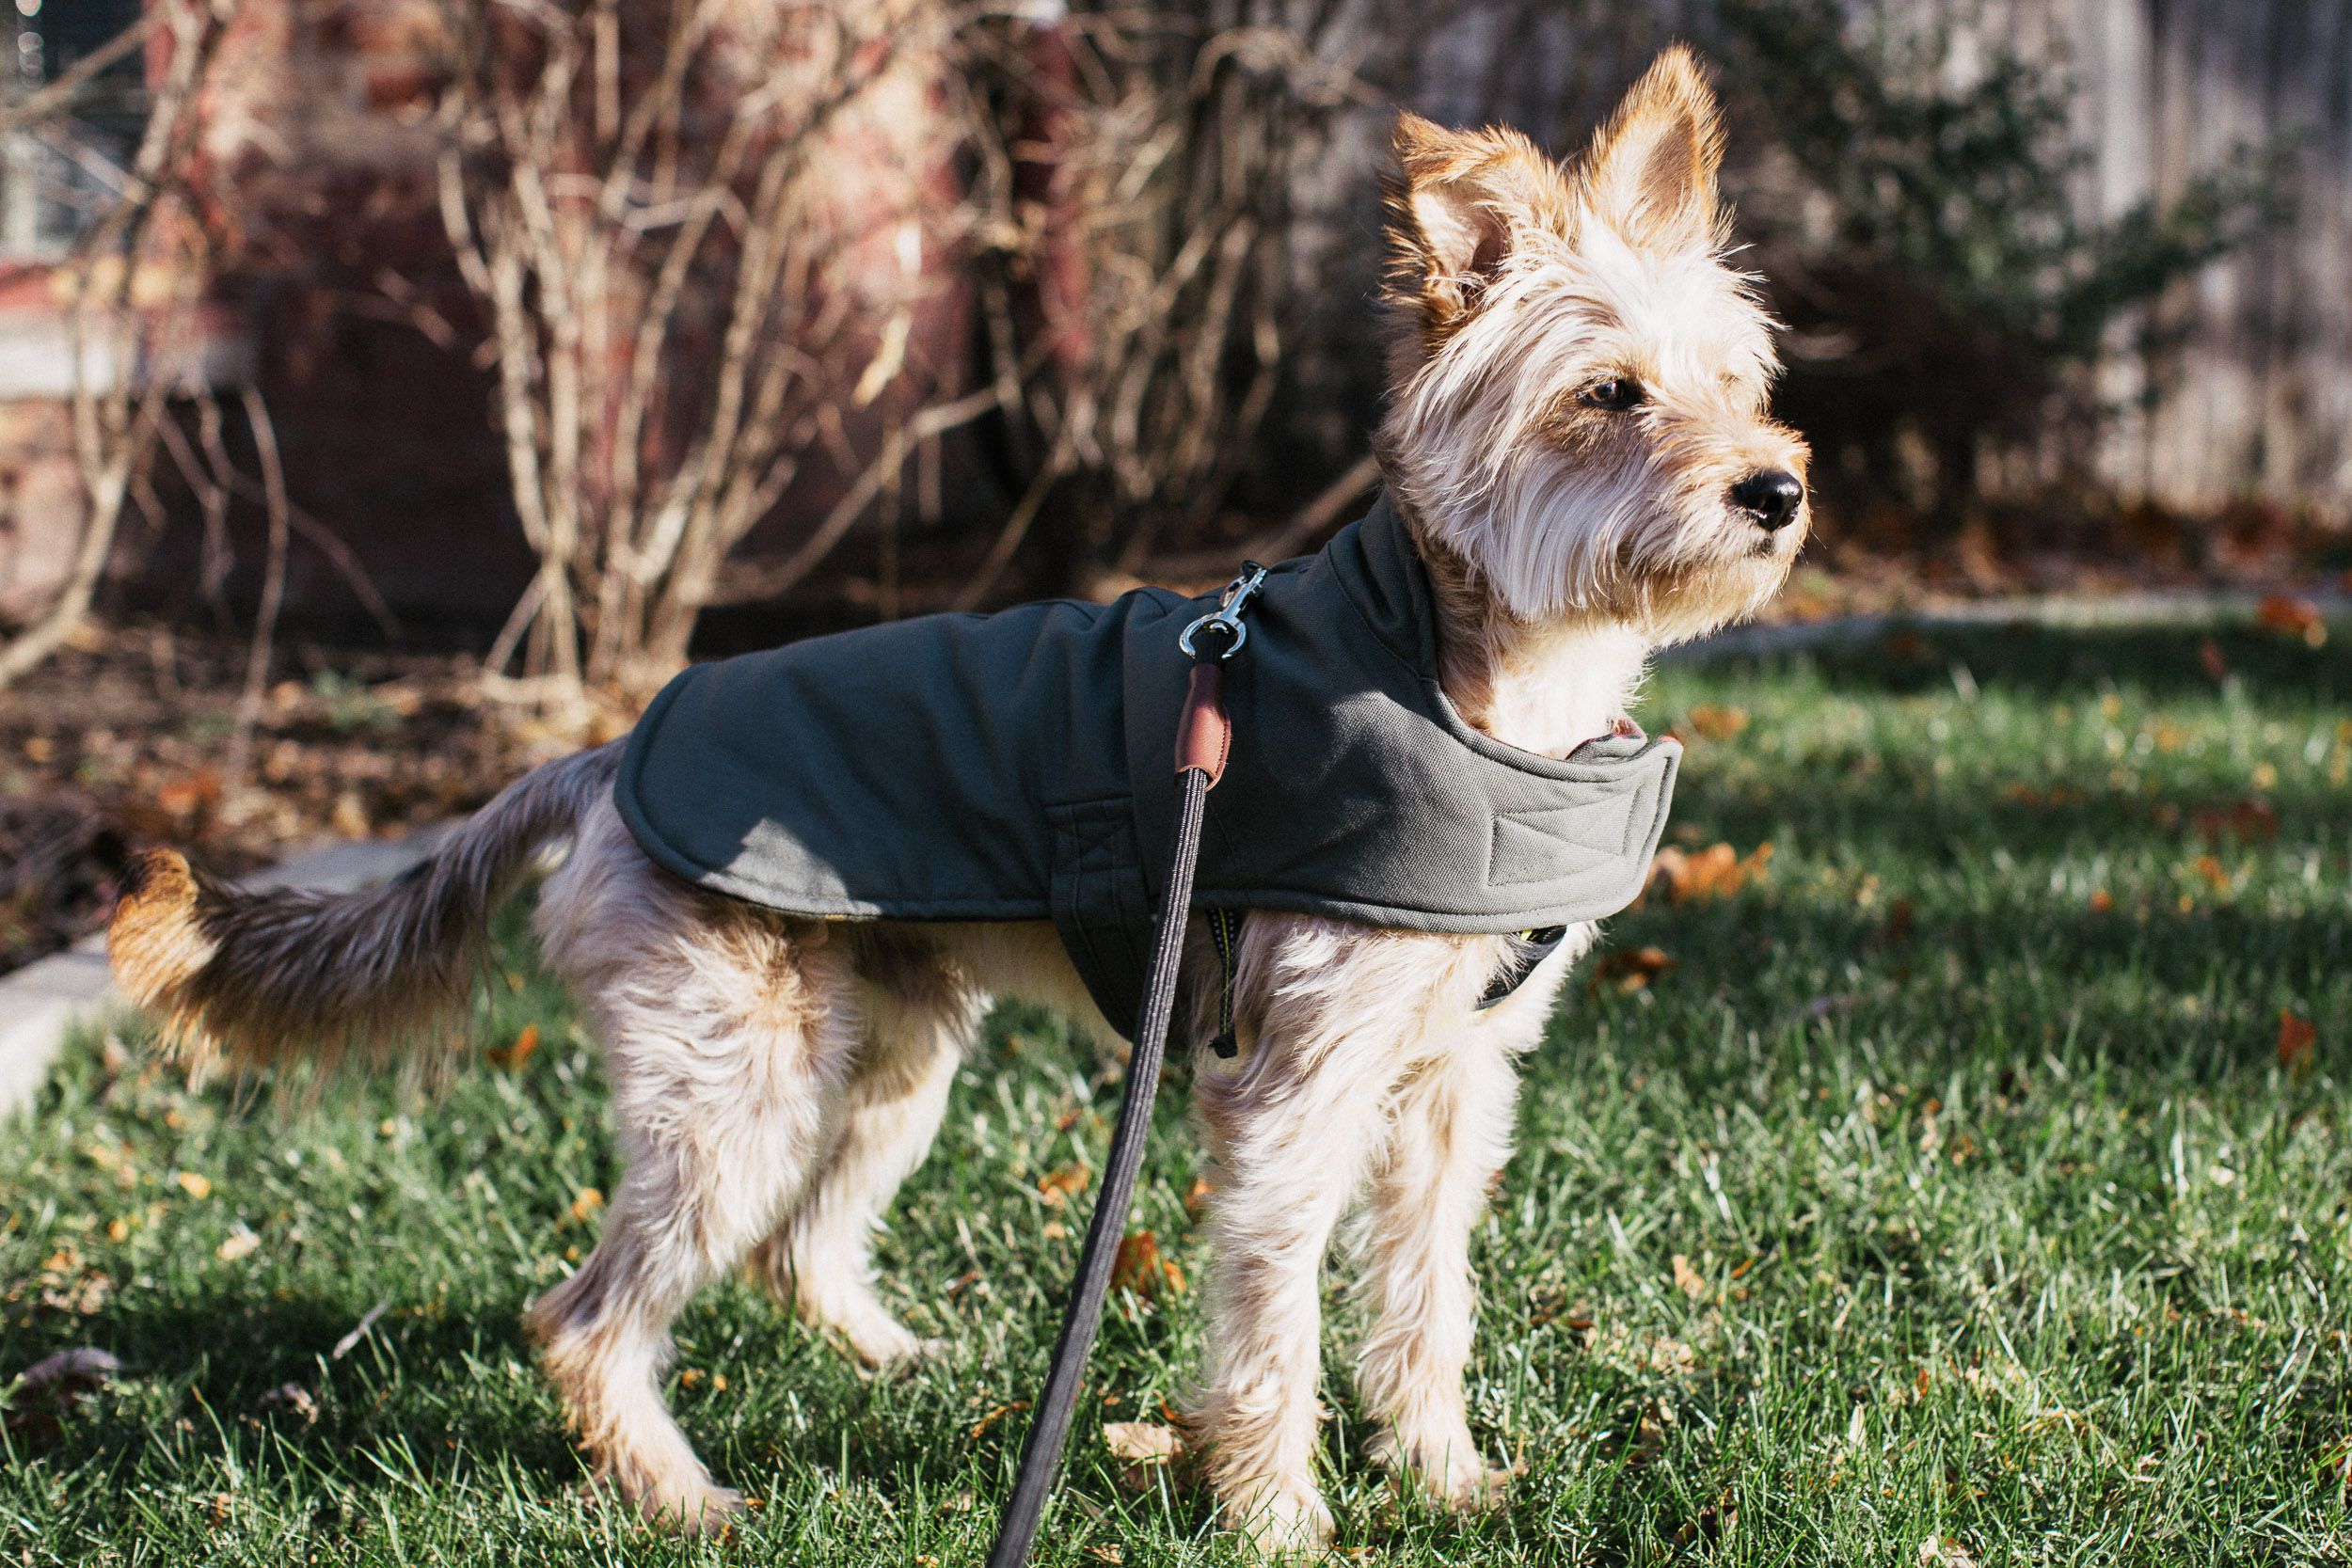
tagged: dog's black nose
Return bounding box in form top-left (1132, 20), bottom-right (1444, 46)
top-left (1729, 469), bottom-right (1804, 531)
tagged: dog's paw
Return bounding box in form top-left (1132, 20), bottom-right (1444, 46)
top-left (787, 1278), bottom-right (941, 1371)
top-left (669, 1484), bottom-right (746, 1537)
top-left (1367, 1427), bottom-right (1518, 1513)
top-left (590, 1475), bottom-right (744, 1537)
top-left (846, 1318), bottom-right (945, 1371)
top-left (1223, 1479), bottom-right (1336, 1560)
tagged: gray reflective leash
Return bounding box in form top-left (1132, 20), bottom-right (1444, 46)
top-left (986, 563), bottom-right (1266, 1568)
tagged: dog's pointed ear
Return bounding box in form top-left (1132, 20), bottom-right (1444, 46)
top-left (1386, 112), bottom-right (1571, 345)
top-left (1575, 44), bottom-right (1725, 255)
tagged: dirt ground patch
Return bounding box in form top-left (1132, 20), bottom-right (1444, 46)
top-left (0, 623), bottom-right (590, 974)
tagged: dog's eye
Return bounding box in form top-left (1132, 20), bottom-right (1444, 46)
top-left (1581, 377), bottom-right (1645, 412)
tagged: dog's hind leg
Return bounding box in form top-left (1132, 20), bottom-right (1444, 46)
top-left (528, 815), bottom-right (862, 1530)
top-left (752, 936), bottom-right (980, 1368)
top-left (1354, 1028), bottom-right (1526, 1510)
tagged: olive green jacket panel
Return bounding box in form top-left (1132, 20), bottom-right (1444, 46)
top-left (615, 497), bottom-right (1679, 1034)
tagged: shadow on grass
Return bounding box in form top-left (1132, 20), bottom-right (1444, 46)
top-left (13, 1271), bottom-right (1240, 1546)
top-left (6, 1291), bottom-right (578, 1482)
top-left (1710, 620), bottom-right (2352, 704)
top-left (1607, 889), bottom-right (2347, 1071)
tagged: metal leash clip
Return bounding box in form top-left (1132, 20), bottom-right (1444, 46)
top-left (1178, 561), bottom-right (1270, 658)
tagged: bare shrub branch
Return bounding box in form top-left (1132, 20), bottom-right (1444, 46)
top-left (946, 2), bottom-right (1379, 609)
top-left (433, 0), bottom-right (960, 705)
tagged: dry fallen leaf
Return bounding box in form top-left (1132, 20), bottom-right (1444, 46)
top-left (1670, 1254), bottom-right (1708, 1300)
top-left (1103, 1420), bottom-right (1184, 1462)
top-left (1103, 1419), bottom-right (1187, 1493)
top-left (2089, 889), bottom-right (2115, 912)
top-left (154, 768), bottom-right (221, 826)
top-left (12, 1347), bottom-right (120, 1395)
top-left (259, 1382), bottom-right (317, 1423)
top-left (1917, 1536), bottom-right (1979, 1568)
top-left (1183, 1176), bottom-right (1214, 1220)
top-left (36, 1271), bottom-right (113, 1316)
top-left (1648, 842), bottom-right (1773, 904)
top-left (174, 1171), bottom-right (213, 1200)
top-left (2254, 593), bottom-right (2327, 647)
top-left (970, 1400), bottom-right (1028, 1440)
top-left (1112, 1231), bottom-right (1184, 1301)
top-left (215, 1231), bottom-right (260, 1262)
top-left (1592, 946), bottom-right (1677, 993)
top-left (1037, 1165), bottom-right (1091, 1207)
top-left (1684, 703), bottom-right (1751, 741)
top-left (330, 790), bottom-right (372, 839)
top-left (569, 1187), bottom-right (604, 1222)
top-left (487, 1022), bottom-right (540, 1072)
top-left (1883, 895), bottom-right (1915, 942)
top-left (2191, 798), bottom-right (2279, 845)
top-left (2279, 1011), bottom-right (2318, 1074)
top-left (1625, 1400), bottom-right (1673, 1466)
top-left (3, 1349), bottom-right (121, 1454)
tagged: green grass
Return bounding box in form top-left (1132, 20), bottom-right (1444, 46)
top-left (6, 621), bottom-right (2350, 1565)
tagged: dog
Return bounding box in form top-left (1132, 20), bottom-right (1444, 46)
top-left (108, 46), bottom-right (1807, 1557)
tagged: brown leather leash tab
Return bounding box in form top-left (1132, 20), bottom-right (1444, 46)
top-left (987, 562), bottom-right (1263, 1568)
top-left (1174, 662), bottom-right (1231, 784)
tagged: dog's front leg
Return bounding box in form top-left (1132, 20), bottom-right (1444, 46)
top-left (1189, 918), bottom-right (1454, 1557)
top-left (1355, 1020), bottom-right (1527, 1509)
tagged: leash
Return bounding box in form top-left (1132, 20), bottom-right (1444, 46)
top-left (985, 562), bottom-right (1267, 1568)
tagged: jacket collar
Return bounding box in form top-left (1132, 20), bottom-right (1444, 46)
top-left (1326, 490), bottom-right (1442, 675)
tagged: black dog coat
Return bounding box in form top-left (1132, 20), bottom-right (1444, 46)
top-left (615, 496), bottom-right (1680, 1033)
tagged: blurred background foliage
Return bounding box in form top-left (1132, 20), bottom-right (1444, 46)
top-left (0, 0), bottom-right (2340, 690)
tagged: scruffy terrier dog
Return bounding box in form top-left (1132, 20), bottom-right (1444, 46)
top-left (110, 48), bottom-right (1805, 1558)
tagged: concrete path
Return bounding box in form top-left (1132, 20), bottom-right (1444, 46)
top-left (0, 825), bottom-right (454, 1118)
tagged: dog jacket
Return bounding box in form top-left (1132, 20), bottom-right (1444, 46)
top-left (615, 495), bottom-right (1680, 1034)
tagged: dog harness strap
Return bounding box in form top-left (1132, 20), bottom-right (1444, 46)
top-left (987, 570), bottom-right (1256, 1568)
top-left (1476, 925), bottom-right (1569, 1008)
top-left (1205, 908), bottom-right (1241, 1058)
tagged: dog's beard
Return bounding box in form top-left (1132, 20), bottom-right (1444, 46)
top-left (1425, 449), bottom-right (1802, 641)
top-left (1610, 533), bottom-right (1797, 642)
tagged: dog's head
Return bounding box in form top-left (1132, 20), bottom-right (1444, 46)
top-left (1377, 45), bottom-right (1809, 644)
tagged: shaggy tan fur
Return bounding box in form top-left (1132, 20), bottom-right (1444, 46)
top-left (110, 744), bottom-right (623, 1082)
top-left (106, 48), bottom-right (1808, 1558)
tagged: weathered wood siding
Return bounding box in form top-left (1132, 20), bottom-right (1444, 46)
top-left (2061, 0), bottom-right (2351, 514)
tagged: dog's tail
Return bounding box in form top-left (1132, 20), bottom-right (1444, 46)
top-left (108, 740), bottom-right (624, 1079)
